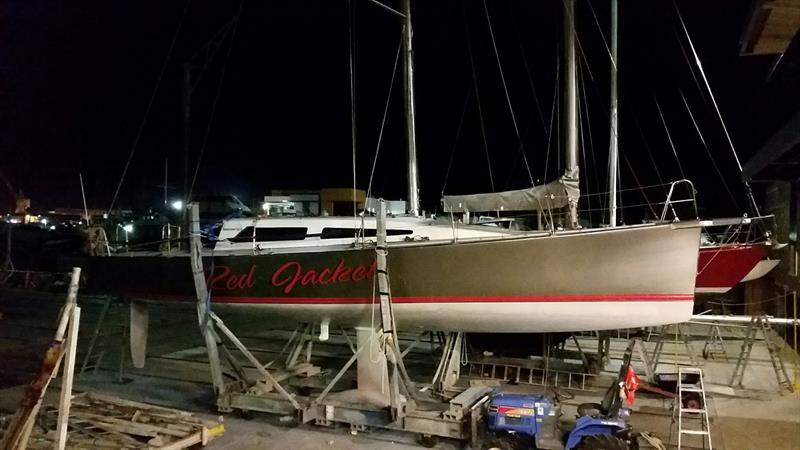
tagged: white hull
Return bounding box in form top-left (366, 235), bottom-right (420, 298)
top-left (215, 299), bottom-right (694, 333)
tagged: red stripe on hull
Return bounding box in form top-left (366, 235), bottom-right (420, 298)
top-left (208, 293), bottom-right (695, 305)
top-left (695, 244), bottom-right (765, 292)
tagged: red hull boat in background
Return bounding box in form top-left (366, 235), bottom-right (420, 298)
top-left (695, 243), bottom-right (772, 294)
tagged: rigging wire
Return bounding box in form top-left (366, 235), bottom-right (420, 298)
top-left (365, 32), bottom-right (404, 201)
top-left (664, 2), bottom-right (711, 116)
top-left (562, 0), bottom-right (691, 223)
top-left (574, 37), bottom-right (598, 100)
top-left (653, 96), bottom-right (687, 180)
top-left (188, 4), bottom-right (243, 201)
top-left (576, 65), bottom-right (593, 224)
top-left (107, 0), bottom-right (192, 215)
top-left (584, 0), bottom-right (615, 70)
top-left (574, 20), bottom-right (640, 225)
top-left (542, 64), bottom-right (559, 184)
top-left (462, 4), bottom-right (494, 191)
top-left (578, 61), bottom-right (602, 214)
top-left (509, 1), bottom-right (548, 138)
top-left (556, 67), bottom-right (561, 175)
top-left (746, 51), bottom-right (785, 114)
top-left (622, 153), bottom-right (657, 219)
top-left (673, 1), bottom-right (757, 214)
top-left (481, 0), bottom-right (534, 186)
top-left (679, 90), bottom-right (740, 210)
top-left (349, 0), bottom-right (358, 221)
top-left (587, 0), bottom-right (621, 224)
top-left (577, 95), bottom-right (592, 225)
top-left (628, 99), bottom-right (667, 192)
top-left (579, 181), bottom-right (681, 197)
top-left (575, 3), bottom-right (678, 217)
top-left (440, 86), bottom-right (474, 197)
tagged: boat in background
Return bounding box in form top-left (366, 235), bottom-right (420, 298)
top-left (696, 243), bottom-right (767, 294)
top-left (694, 216), bottom-right (780, 294)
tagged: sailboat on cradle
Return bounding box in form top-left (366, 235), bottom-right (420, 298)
top-left (74, 0), bottom-right (702, 333)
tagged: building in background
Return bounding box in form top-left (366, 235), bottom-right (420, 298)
top-left (266, 188), bottom-right (406, 217)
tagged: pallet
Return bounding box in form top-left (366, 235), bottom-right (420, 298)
top-left (2, 392), bottom-right (224, 449)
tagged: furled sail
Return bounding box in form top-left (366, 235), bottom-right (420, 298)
top-left (442, 173), bottom-right (579, 213)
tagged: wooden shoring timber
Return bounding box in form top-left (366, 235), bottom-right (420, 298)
top-left (1, 392), bottom-right (225, 450)
top-left (0, 267), bottom-right (82, 450)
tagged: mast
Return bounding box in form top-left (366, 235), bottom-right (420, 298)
top-left (401, 0), bottom-right (420, 216)
top-left (607, 0), bottom-right (619, 227)
top-left (182, 63), bottom-right (192, 205)
top-left (563, 0), bottom-right (580, 228)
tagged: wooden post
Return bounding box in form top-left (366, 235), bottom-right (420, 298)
top-left (55, 305), bottom-right (81, 450)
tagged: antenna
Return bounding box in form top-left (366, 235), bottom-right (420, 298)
top-left (164, 157), bottom-right (169, 205)
top-left (79, 173), bottom-right (90, 226)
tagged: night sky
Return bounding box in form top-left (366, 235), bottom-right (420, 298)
top-left (3, 1), bottom-right (798, 221)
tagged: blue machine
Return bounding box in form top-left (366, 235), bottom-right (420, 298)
top-left (486, 392), bottom-right (563, 450)
top-left (564, 414), bottom-right (629, 450)
top-left (485, 342), bottom-right (638, 449)
top-left (486, 391), bottom-right (631, 450)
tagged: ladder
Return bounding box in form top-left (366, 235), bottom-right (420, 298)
top-left (702, 323), bottom-right (728, 361)
top-left (651, 323), bottom-right (697, 373)
top-left (79, 297), bottom-right (113, 377)
top-left (676, 367), bottom-right (712, 450)
top-left (762, 317), bottom-right (794, 392)
top-left (729, 315), bottom-right (793, 392)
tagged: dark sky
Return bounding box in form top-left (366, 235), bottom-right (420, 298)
top-left (2, 0), bottom-right (798, 221)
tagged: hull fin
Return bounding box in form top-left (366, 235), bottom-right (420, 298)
top-left (129, 301), bottom-right (148, 369)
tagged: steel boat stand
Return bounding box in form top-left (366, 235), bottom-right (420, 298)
top-left (188, 201), bottom-right (491, 446)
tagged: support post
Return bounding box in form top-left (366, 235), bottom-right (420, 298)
top-left (189, 203), bottom-right (226, 395)
top-left (55, 305), bottom-right (81, 450)
top-left (208, 311), bottom-right (301, 410)
top-left (376, 201), bottom-right (396, 332)
top-left (355, 326), bottom-right (390, 405)
top-left (375, 199), bottom-right (417, 408)
top-left (437, 332), bottom-right (465, 393)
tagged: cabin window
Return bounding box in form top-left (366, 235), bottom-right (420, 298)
top-left (229, 226), bottom-right (307, 242)
top-left (320, 228), bottom-right (413, 239)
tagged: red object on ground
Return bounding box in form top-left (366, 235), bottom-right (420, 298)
top-left (624, 366), bottom-right (640, 405)
top-left (695, 244), bottom-right (765, 294)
